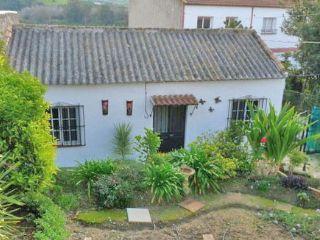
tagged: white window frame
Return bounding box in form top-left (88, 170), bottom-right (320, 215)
top-left (261, 17), bottom-right (277, 34)
top-left (197, 16), bottom-right (213, 29)
top-left (49, 105), bottom-right (85, 147)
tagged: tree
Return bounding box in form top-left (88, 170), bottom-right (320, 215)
top-left (283, 0), bottom-right (320, 76)
top-left (0, 44), bottom-right (56, 192)
top-left (64, 0), bottom-right (92, 25)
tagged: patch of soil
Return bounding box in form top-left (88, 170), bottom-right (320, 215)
top-left (68, 208), bottom-right (301, 240)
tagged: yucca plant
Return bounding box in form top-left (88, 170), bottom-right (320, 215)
top-left (112, 123), bottom-right (133, 161)
top-left (247, 103), bottom-right (319, 165)
top-left (0, 154), bottom-right (23, 240)
top-left (144, 162), bottom-right (184, 204)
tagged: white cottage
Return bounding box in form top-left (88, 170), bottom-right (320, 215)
top-left (8, 25), bottom-right (285, 167)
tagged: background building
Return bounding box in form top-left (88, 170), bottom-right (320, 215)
top-left (129, 0), bottom-right (298, 57)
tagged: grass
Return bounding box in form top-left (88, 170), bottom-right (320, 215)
top-left (77, 209), bottom-right (127, 224)
top-left (75, 192), bottom-right (320, 224)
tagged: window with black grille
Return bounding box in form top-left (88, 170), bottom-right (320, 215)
top-left (49, 105), bottom-right (85, 147)
top-left (228, 98), bottom-right (267, 124)
top-left (197, 16), bottom-right (213, 29)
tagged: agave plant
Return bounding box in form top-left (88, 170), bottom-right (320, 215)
top-left (0, 153), bottom-right (23, 240)
top-left (247, 103), bottom-right (319, 165)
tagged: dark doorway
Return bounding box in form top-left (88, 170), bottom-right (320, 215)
top-left (153, 105), bottom-right (186, 152)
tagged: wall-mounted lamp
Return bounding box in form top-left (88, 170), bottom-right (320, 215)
top-left (208, 107), bottom-right (215, 112)
top-left (199, 98), bottom-right (206, 105)
top-left (101, 100), bottom-right (108, 115)
top-left (215, 97), bottom-right (222, 103)
top-left (126, 101), bottom-right (133, 116)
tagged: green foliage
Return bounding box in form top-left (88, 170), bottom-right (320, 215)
top-left (194, 123), bottom-right (252, 175)
top-left (171, 147), bottom-right (223, 195)
top-left (224, 18), bottom-right (243, 29)
top-left (288, 150), bottom-right (309, 174)
top-left (0, 51), bottom-right (56, 192)
top-left (93, 174), bottom-right (133, 209)
top-left (134, 128), bottom-right (161, 162)
top-left (112, 123), bottom-right (132, 161)
top-left (0, 154), bottom-right (23, 240)
top-left (73, 159), bottom-right (116, 199)
top-left (52, 189), bottom-right (80, 212)
top-left (283, 0), bottom-right (320, 76)
top-left (254, 179), bottom-right (272, 193)
top-left (296, 192), bottom-right (310, 207)
top-left (246, 103), bottom-right (318, 165)
top-left (144, 162), bottom-right (184, 204)
top-left (24, 192), bottom-right (69, 240)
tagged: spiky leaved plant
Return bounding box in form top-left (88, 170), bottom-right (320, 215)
top-left (112, 123), bottom-right (133, 161)
top-left (0, 153), bottom-right (23, 240)
top-left (247, 103), bottom-right (319, 165)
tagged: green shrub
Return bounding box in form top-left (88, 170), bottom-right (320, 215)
top-left (115, 161), bottom-right (146, 192)
top-left (288, 150), bottom-right (309, 174)
top-left (112, 123), bottom-right (133, 161)
top-left (93, 174), bottom-right (133, 209)
top-left (73, 159), bottom-right (116, 199)
top-left (296, 192), bottom-right (310, 207)
top-left (134, 128), bottom-right (161, 162)
top-left (193, 123), bottom-right (252, 176)
top-left (144, 162), bottom-right (184, 204)
top-left (24, 192), bottom-right (69, 240)
top-left (0, 154), bottom-right (23, 240)
top-left (0, 54), bottom-right (56, 191)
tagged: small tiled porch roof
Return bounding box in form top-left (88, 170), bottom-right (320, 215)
top-left (151, 94), bottom-right (198, 106)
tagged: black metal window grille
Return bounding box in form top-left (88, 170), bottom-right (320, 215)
top-left (227, 98), bottom-right (268, 125)
top-left (197, 16), bottom-right (213, 29)
top-left (49, 105), bottom-right (85, 147)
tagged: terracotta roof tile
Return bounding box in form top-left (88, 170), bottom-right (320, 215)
top-left (152, 94), bottom-right (198, 106)
top-left (184, 0), bottom-right (293, 8)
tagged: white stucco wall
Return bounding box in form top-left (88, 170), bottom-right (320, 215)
top-left (183, 5), bottom-right (299, 50)
top-left (46, 79), bottom-right (285, 167)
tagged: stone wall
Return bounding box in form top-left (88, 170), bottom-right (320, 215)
top-left (0, 11), bottom-right (19, 44)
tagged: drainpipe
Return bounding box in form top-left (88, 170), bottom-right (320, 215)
top-left (180, 0), bottom-right (186, 29)
top-left (250, 7), bottom-right (254, 29)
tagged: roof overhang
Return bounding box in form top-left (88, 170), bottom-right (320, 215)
top-left (151, 94), bottom-right (198, 106)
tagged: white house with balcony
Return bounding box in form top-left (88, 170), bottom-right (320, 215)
top-left (183, 0), bottom-right (298, 58)
top-left (129, 0), bottom-right (298, 59)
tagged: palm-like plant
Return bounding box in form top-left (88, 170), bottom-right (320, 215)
top-left (144, 163), bottom-right (184, 204)
top-left (0, 154), bottom-right (23, 240)
top-left (247, 103), bottom-right (319, 165)
top-left (112, 123), bottom-right (133, 161)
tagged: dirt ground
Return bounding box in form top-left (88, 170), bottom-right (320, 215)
top-left (68, 207), bottom-right (300, 240)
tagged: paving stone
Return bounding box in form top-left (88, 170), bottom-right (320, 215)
top-left (203, 234), bottom-right (215, 240)
top-left (179, 198), bottom-right (205, 213)
top-left (127, 208), bottom-right (152, 223)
